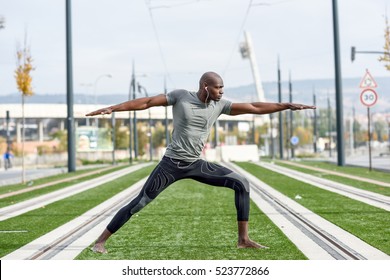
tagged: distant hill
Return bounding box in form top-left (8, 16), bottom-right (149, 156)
top-left (1, 77), bottom-right (389, 114)
top-left (224, 76), bottom-right (390, 114)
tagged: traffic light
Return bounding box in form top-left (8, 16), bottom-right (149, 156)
top-left (351, 46), bottom-right (356, 62)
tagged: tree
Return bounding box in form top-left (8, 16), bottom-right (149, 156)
top-left (379, 17), bottom-right (390, 71)
top-left (15, 36), bottom-right (35, 183)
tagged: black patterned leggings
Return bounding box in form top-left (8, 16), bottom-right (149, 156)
top-left (106, 156), bottom-right (250, 234)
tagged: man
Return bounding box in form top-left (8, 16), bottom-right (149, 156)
top-left (3, 149), bottom-right (12, 170)
top-left (86, 71), bottom-right (315, 253)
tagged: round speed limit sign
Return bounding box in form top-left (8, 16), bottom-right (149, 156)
top-left (360, 88), bottom-right (378, 107)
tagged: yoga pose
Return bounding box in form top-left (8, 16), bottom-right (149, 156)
top-left (86, 71), bottom-right (316, 253)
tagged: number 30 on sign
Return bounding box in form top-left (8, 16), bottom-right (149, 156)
top-left (360, 88), bottom-right (378, 107)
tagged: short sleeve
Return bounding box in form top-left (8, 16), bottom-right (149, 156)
top-left (166, 89), bottom-right (187, 106)
top-left (220, 99), bottom-right (232, 115)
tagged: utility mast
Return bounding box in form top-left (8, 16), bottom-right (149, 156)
top-left (240, 30), bottom-right (271, 156)
top-left (239, 31), bottom-right (266, 103)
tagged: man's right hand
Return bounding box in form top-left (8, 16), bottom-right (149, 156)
top-left (85, 107), bottom-right (113, 117)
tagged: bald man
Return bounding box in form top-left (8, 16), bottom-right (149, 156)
top-left (86, 71), bottom-right (316, 253)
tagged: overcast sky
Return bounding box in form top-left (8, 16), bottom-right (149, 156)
top-left (1, 0), bottom-right (390, 97)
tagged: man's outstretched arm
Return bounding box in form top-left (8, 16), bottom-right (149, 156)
top-left (230, 102), bottom-right (316, 116)
top-left (85, 94), bottom-right (168, 116)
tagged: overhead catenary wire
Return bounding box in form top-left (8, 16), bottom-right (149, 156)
top-left (222, 0), bottom-right (306, 76)
top-left (222, 0), bottom-right (254, 76)
top-left (144, 0), bottom-right (176, 88)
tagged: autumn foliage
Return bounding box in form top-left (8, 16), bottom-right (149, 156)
top-left (15, 43), bottom-right (34, 96)
top-left (379, 17), bottom-right (390, 71)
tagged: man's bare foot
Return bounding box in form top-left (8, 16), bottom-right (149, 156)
top-left (238, 239), bottom-right (269, 249)
top-left (91, 243), bottom-right (107, 254)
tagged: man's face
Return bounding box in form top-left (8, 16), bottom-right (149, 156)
top-left (206, 78), bottom-right (224, 102)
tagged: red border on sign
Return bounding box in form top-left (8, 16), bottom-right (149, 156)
top-left (359, 70), bottom-right (378, 88)
top-left (360, 88), bottom-right (378, 107)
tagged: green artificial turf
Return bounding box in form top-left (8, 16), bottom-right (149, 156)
top-left (236, 162), bottom-right (390, 255)
top-left (0, 165), bottom-right (128, 208)
top-left (0, 165), bottom-right (155, 257)
top-left (76, 179), bottom-right (307, 260)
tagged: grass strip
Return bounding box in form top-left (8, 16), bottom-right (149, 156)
top-left (0, 165), bottom-right (129, 208)
top-left (236, 162), bottom-right (390, 255)
top-left (0, 165), bottom-right (155, 258)
top-left (76, 180), bottom-right (307, 260)
top-left (274, 161), bottom-right (390, 197)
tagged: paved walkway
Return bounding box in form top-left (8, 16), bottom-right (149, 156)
top-left (0, 164), bottom-right (109, 187)
top-left (280, 160), bottom-right (390, 187)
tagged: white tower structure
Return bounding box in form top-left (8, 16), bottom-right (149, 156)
top-left (239, 31), bottom-right (266, 103)
top-left (239, 31), bottom-right (272, 156)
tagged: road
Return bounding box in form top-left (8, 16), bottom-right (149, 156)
top-left (0, 165), bottom-right (108, 187)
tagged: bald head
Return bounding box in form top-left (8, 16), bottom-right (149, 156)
top-left (197, 71), bottom-right (224, 103)
top-left (199, 71), bottom-right (223, 90)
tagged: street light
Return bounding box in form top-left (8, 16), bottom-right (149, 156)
top-left (93, 74), bottom-right (112, 106)
top-left (93, 74), bottom-right (112, 151)
top-left (137, 83), bottom-right (153, 161)
top-left (128, 62), bottom-right (148, 162)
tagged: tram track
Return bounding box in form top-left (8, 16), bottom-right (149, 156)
top-left (2, 161), bottom-right (389, 260)
top-left (2, 178), bottom-right (147, 260)
top-left (223, 162), bottom-right (390, 260)
top-left (257, 162), bottom-right (390, 211)
top-left (0, 162), bottom-right (153, 222)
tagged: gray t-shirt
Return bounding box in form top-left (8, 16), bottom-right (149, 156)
top-left (165, 89), bottom-right (232, 161)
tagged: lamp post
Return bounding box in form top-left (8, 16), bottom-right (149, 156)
top-left (313, 90), bottom-right (318, 153)
top-left (288, 71), bottom-right (294, 159)
top-left (332, 0), bottom-right (345, 166)
top-left (137, 83), bottom-right (153, 161)
top-left (93, 74), bottom-right (112, 106)
top-left (328, 93), bottom-right (332, 158)
top-left (129, 63), bottom-right (148, 161)
top-left (164, 76), bottom-right (169, 146)
top-left (277, 56), bottom-right (284, 159)
top-left (93, 74), bottom-right (112, 150)
top-left (66, 0), bottom-right (76, 172)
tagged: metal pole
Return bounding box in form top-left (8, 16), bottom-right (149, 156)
top-left (128, 70), bottom-right (133, 164)
top-left (214, 120), bottom-right (219, 148)
top-left (332, 0), bottom-right (345, 166)
top-left (132, 62), bottom-right (138, 160)
top-left (313, 91), bottom-right (317, 153)
top-left (5, 110), bottom-right (10, 154)
top-left (388, 121), bottom-right (390, 154)
top-left (328, 95), bottom-right (332, 158)
top-left (367, 107), bottom-right (372, 171)
top-left (164, 76), bottom-right (169, 146)
top-left (66, 0), bottom-right (76, 172)
top-left (111, 112), bottom-right (116, 165)
top-left (277, 56), bottom-right (284, 159)
top-left (349, 109), bottom-right (354, 155)
top-left (138, 84), bottom-right (153, 162)
top-left (270, 114), bottom-right (275, 159)
top-left (289, 71), bottom-right (294, 159)
top-left (22, 95), bottom-right (25, 182)
top-left (353, 106), bottom-right (357, 149)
